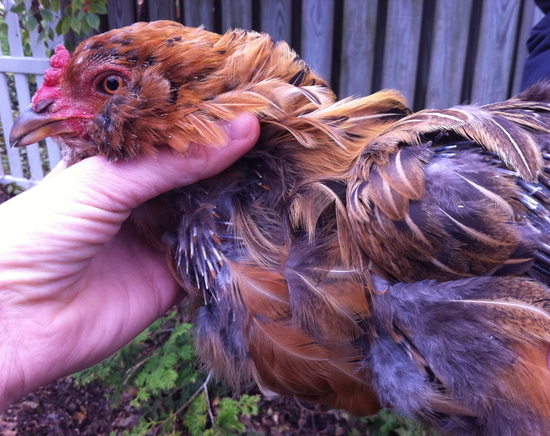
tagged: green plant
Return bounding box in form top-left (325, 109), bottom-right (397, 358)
top-left (74, 307), bottom-right (259, 435)
top-left (10, 0), bottom-right (107, 44)
top-left (0, 13), bottom-right (8, 53)
top-left (185, 393), bottom-right (259, 436)
top-left (362, 409), bottom-right (438, 436)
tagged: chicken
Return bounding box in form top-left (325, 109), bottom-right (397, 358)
top-left (9, 20), bottom-right (550, 435)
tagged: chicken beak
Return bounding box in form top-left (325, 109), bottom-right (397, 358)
top-left (9, 107), bottom-right (73, 147)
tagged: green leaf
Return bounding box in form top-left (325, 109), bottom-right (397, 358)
top-left (177, 344), bottom-right (194, 360)
top-left (57, 16), bottom-right (71, 35)
top-left (26, 15), bottom-right (38, 32)
top-left (10, 4), bottom-right (26, 14)
top-left (87, 13), bottom-right (100, 30)
top-left (52, 0), bottom-right (61, 12)
top-left (82, 20), bottom-right (91, 35)
top-left (186, 393), bottom-right (209, 436)
top-left (70, 16), bottom-right (82, 34)
top-left (165, 310), bottom-right (177, 320)
top-left (132, 388), bottom-right (151, 405)
top-left (94, 2), bottom-right (108, 15)
top-left (41, 9), bottom-right (54, 22)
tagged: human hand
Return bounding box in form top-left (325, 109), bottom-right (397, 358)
top-left (0, 114), bottom-right (260, 410)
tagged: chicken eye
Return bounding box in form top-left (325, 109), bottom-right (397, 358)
top-left (100, 75), bottom-right (124, 94)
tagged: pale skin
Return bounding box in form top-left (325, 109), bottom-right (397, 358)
top-left (0, 114), bottom-right (260, 411)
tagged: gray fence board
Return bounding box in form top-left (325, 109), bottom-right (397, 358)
top-left (382, 0), bottom-right (424, 106)
top-left (182, 0), bottom-right (215, 31)
top-left (472, 0), bottom-right (523, 104)
top-left (147, 0), bottom-right (176, 22)
top-left (425, 0), bottom-right (473, 109)
top-left (220, 0), bottom-right (253, 31)
top-left (339, 0), bottom-right (379, 98)
top-left (260, 0), bottom-right (292, 43)
top-left (301, 0), bottom-right (334, 83)
top-left (107, 0), bottom-right (137, 29)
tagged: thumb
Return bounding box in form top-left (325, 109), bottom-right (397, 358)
top-left (0, 113), bottom-right (259, 245)
top-left (52, 113), bottom-right (261, 212)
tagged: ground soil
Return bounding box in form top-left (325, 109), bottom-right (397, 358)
top-left (0, 377), bottom-right (390, 435)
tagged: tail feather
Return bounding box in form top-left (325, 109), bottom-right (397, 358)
top-left (370, 275), bottom-right (550, 436)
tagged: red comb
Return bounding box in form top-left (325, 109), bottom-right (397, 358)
top-left (31, 45), bottom-right (71, 108)
top-left (43, 45), bottom-right (71, 87)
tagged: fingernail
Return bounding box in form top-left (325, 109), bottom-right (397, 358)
top-left (227, 114), bottom-right (254, 141)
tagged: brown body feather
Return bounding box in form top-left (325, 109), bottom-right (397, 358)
top-left (9, 21), bottom-right (550, 435)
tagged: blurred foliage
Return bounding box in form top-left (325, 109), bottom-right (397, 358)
top-left (10, 0), bottom-right (107, 46)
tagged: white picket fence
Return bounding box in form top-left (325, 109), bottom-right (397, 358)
top-left (0, 1), bottom-right (62, 189)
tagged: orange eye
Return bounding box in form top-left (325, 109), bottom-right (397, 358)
top-left (100, 75), bottom-right (124, 94)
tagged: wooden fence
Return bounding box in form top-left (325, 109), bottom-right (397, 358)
top-left (0, 0), bottom-right (63, 188)
top-left (0, 0), bottom-right (545, 187)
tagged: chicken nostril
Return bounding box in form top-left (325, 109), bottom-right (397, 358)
top-left (34, 98), bottom-right (55, 113)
